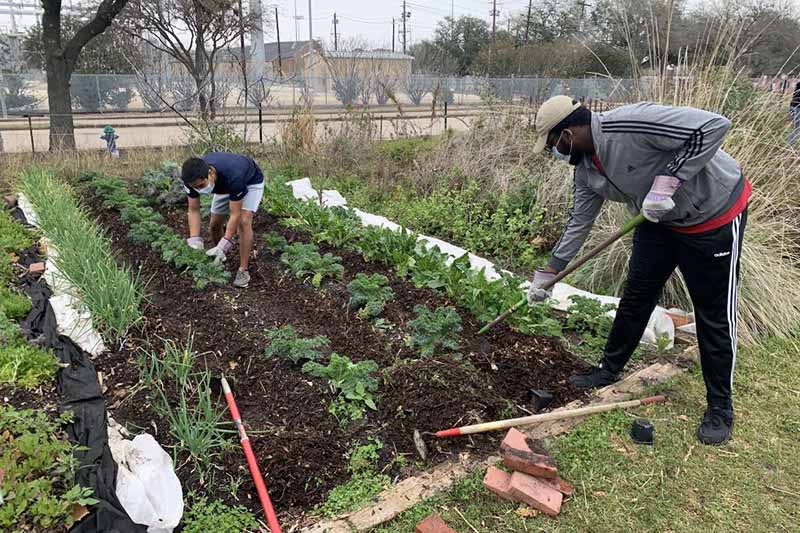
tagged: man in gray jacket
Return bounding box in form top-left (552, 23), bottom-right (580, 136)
top-left (529, 96), bottom-right (751, 445)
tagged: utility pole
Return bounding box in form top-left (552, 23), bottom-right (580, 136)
top-left (401, 1), bottom-right (411, 54)
top-left (490, 0), bottom-right (499, 42)
top-left (276, 6), bottom-right (283, 78)
top-left (392, 18), bottom-right (396, 53)
top-left (576, 0), bottom-right (591, 33)
top-left (308, 0), bottom-right (313, 43)
top-left (525, 0), bottom-right (532, 44)
top-left (333, 12), bottom-right (339, 51)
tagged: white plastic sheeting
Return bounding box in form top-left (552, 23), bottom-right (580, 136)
top-left (16, 193), bottom-right (107, 355)
top-left (108, 420), bottom-right (183, 533)
top-left (284, 178), bottom-right (688, 348)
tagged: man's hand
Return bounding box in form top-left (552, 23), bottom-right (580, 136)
top-left (207, 237), bottom-right (233, 263)
top-left (527, 269), bottom-right (557, 305)
top-left (642, 175), bottom-right (681, 222)
top-left (186, 236), bottom-right (204, 250)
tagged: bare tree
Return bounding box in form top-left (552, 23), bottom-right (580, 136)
top-left (122, 0), bottom-right (253, 118)
top-left (41, 0), bottom-right (130, 149)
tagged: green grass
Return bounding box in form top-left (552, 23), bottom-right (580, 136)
top-left (376, 337), bottom-right (800, 532)
top-left (19, 168), bottom-right (145, 342)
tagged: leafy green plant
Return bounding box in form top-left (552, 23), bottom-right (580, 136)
top-left (182, 496), bottom-right (259, 533)
top-left (357, 226), bottom-right (418, 276)
top-left (408, 305), bottom-right (462, 357)
top-left (0, 338), bottom-right (58, 388)
top-left (0, 407), bottom-right (98, 530)
top-left (316, 439), bottom-right (390, 517)
top-left (0, 286), bottom-right (31, 319)
top-left (409, 245), bottom-right (450, 290)
top-left (20, 169), bottom-right (145, 341)
top-left (314, 207), bottom-right (363, 248)
top-left (263, 231), bottom-right (288, 253)
top-left (347, 273), bottom-right (394, 319)
top-left (302, 354), bottom-right (379, 422)
top-left (0, 208), bottom-right (33, 259)
top-left (566, 295), bottom-right (615, 337)
top-left (140, 160), bottom-right (185, 205)
top-left (280, 243), bottom-right (344, 287)
top-left (262, 178), bottom-right (301, 217)
top-left (264, 325), bottom-right (329, 364)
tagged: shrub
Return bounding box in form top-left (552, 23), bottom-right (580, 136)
top-left (408, 305), bottom-right (462, 357)
top-left (347, 273), bottom-right (394, 319)
top-left (0, 407), bottom-right (97, 530)
top-left (182, 496), bottom-right (259, 533)
top-left (302, 354), bottom-right (379, 423)
top-left (264, 325), bottom-right (329, 364)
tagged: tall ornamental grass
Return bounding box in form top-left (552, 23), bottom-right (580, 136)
top-left (20, 168), bottom-right (145, 342)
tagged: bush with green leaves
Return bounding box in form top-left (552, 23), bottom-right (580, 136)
top-left (0, 407), bottom-right (98, 530)
top-left (85, 172), bottom-right (229, 289)
top-left (263, 231), bottom-right (288, 253)
top-left (182, 496), bottom-right (259, 533)
top-left (408, 305), bottom-right (462, 357)
top-left (21, 169), bottom-right (145, 341)
top-left (280, 242), bottom-right (344, 287)
top-left (264, 325), bottom-right (329, 364)
top-left (302, 354), bottom-right (379, 423)
top-left (347, 273), bottom-right (394, 319)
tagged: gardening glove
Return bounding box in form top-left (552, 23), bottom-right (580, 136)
top-left (186, 236), bottom-right (204, 250)
top-left (527, 269), bottom-right (557, 305)
top-left (642, 175), bottom-right (682, 223)
top-left (206, 237), bottom-right (233, 264)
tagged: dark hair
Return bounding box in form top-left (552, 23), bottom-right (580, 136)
top-left (792, 82), bottom-right (800, 108)
top-left (551, 105), bottom-right (592, 137)
top-left (181, 157), bottom-right (209, 185)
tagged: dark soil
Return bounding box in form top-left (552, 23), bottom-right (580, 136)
top-left (88, 194), bottom-right (589, 524)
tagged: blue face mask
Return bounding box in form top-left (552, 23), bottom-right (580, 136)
top-left (196, 183), bottom-right (214, 195)
top-left (551, 130), bottom-right (573, 161)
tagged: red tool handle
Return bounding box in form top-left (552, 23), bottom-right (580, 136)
top-left (222, 377), bottom-right (282, 533)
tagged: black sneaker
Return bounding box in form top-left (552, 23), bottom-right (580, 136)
top-left (697, 406), bottom-right (734, 445)
top-left (568, 366), bottom-right (619, 389)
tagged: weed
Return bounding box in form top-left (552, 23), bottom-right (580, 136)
top-left (262, 231), bottom-right (288, 253)
top-left (317, 439), bottom-right (391, 517)
top-left (0, 407), bottom-right (98, 530)
top-left (302, 354), bottom-right (379, 422)
top-left (280, 242), bottom-right (344, 287)
top-left (182, 496), bottom-right (259, 533)
top-left (264, 325), bottom-right (329, 364)
top-left (0, 338), bottom-right (58, 388)
top-left (21, 169), bottom-right (145, 341)
top-left (408, 305), bottom-right (462, 357)
top-left (566, 295), bottom-right (616, 357)
top-left (347, 273), bottom-right (394, 319)
top-left (0, 286), bottom-right (31, 319)
top-left (0, 208), bottom-right (33, 258)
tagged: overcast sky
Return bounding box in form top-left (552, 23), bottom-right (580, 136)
top-left (270, 0), bottom-right (536, 50)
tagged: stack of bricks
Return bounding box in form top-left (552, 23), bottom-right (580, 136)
top-left (482, 428), bottom-right (574, 516)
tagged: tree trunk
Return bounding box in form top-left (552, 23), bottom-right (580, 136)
top-left (45, 53), bottom-right (76, 150)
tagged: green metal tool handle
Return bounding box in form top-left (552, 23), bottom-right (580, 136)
top-left (478, 213), bottom-right (646, 335)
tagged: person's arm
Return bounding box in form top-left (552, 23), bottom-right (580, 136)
top-left (548, 176), bottom-right (605, 272)
top-left (224, 200), bottom-right (243, 241)
top-left (187, 196), bottom-right (202, 237)
top-left (631, 104), bottom-right (732, 181)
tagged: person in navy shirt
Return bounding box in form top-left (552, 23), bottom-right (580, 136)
top-left (181, 152), bottom-right (265, 288)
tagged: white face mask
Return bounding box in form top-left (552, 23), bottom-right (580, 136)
top-left (196, 182), bottom-right (214, 195)
top-left (551, 130), bottom-right (573, 161)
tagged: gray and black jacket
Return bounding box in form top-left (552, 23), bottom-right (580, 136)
top-left (548, 102), bottom-right (745, 271)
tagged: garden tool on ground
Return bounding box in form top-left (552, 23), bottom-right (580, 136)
top-left (477, 213), bottom-right (646, 336)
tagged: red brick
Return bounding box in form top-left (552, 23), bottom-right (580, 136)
top-left (509, 471), bottom-right (563, 516)
top-left (27, 262), bottom-right (46, 275)
top-left (415, 514), bottom-right (457, 533)
top-left (500, 427), bottom-right (530, 454)
top-left (541, 476), bottom-right (575, 498)
top-left (503, 448), bottom-right (558, 479)
top-left (483, 466), bottom-right (515, 502)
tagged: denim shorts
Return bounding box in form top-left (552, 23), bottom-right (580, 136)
top-left (210, 181), bottom-right (265, 214)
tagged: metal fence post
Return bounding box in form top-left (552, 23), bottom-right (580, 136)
top-left (95, 75), bottom-right (102, 111)
top-left (259, 106), bottom-right (263, 143)
top-left (444, 100), bottom-right (448, 131)
top-left (26, 114), bottom-right (35, 153)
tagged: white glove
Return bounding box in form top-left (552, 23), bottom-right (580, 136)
top-left (186, 237), bottom-right (204, 250)
top-left (527, 269), bottom-right (557, 305)
top-left (642, 175), bottom-right (681, 222)
top-left (206, 237), bottom-right (233, 263)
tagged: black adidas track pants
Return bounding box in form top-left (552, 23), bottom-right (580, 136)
top-left (600, 209), bottom-right (747, 410)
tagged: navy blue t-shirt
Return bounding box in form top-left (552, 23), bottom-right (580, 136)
top-left (185, 152), bottom-right (263, 201)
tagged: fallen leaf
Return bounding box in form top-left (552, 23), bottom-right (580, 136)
top-left (228, 360), bottom-right (239, 370)
top-left (515, 506), bottom-right (537, 518)
top-left (71, 504), bottom-right (90, 524)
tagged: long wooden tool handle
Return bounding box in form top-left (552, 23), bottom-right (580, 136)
top-left (436, 394), bottom-right (666, 437)
top-left (477, 213), bottom-right (646, 335)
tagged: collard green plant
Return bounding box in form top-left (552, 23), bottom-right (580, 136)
top-left (347, 273), bottom-right (394, 319)
top-left (264, 325), bottom-right (329, 364)
top-left (263, 231), bottom-right (288, 253)
top-left (141, 160), bottom-right (185, 205)
top-left (280, 243), bottom-right (344, 287)
top-left (409, 305), bottom-right (462, 357)
top-left (302, 354), bottom-right (379, 422)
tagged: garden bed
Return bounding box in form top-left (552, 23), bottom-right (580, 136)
top-left (84, 176), bottom-right (590, 525)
